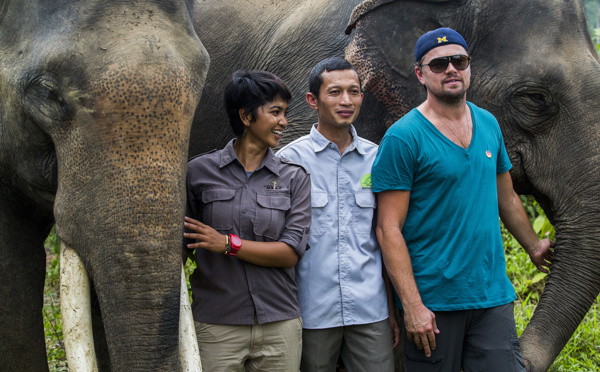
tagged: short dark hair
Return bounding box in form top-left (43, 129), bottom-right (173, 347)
top-left (222, 70), bottom-right (292, 136)
top-left (308, 57), bottom-right (361, 98)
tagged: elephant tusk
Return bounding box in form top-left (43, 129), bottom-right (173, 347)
top-left (60, 242), bottom-right (99, 372)
top-left (179, 267), bottom-right (202, 371)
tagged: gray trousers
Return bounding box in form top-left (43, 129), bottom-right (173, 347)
top-left (403, 302), bottom-right (526, 372)
top-left (301, 319), bottom-right (395, 372)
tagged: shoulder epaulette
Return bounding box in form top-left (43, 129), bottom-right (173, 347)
top-left (279, 156), bottom-right (310, 175)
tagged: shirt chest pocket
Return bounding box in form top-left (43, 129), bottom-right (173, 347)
top-left (254, 192), bottom-right (291, 240)
top-left (310, 192), bottom-right (329, 237)
top-left (201, 188), bottom-right (236, 232)
top-left (352, 191), bottom-right (376, 235)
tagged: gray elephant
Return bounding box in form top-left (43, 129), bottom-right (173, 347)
top-left (189, 0), bottom-right (393, 154)
top-left (0, 0), bottom-right (209, 370)
top-left (344, 0), bottom-right (600, 371)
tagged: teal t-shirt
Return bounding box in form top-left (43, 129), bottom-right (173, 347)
top-left (372, 102), bottom-right (516, 311)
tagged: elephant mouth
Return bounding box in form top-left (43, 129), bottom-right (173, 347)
top-left (59, 242), bottom-right (201, 370)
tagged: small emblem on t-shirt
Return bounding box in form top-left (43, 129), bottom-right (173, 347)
top-left (486, 150), bottom-right (492, 158)
top-left (266, 180), bottom-right (282, 190)
top-left (360, 174), bottom-right (372, 189)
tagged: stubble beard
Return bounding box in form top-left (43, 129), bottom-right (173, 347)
top-left (429, 85), bottom-right (467, 106)
top-left (426, 74), bottom-right (469, 106)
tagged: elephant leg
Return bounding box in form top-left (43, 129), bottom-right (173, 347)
top-left (0, 184), bottom-right (53, 371)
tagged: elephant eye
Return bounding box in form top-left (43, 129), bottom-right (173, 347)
top-left (25, 75), bottom-right (73, 126)
top-left (509, 84), bottom-right (558, 131)
top-left (529, 93), bottom-right (546, 105)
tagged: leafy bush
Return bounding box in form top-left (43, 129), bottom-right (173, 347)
top-left (43, 228), bottom-right (68, 371)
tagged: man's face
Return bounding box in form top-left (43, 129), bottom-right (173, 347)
top-left (307, 69), bottom-right (364, 130)
top-left (416, 44), bottom-right (471, 104)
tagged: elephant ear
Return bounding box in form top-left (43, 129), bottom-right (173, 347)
top-left (345, 0), bottom-right (457, 34)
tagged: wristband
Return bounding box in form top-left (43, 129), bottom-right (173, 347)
top-left (224, 234), bottom-right (230, 255)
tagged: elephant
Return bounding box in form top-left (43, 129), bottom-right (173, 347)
top-left (189, 0), bottom-right (393, 154)
top-left (344, 0), bottom-right (600, 370)
top-left (0, 0), bottom-right (209, 370)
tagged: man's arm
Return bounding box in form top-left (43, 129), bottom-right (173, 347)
top-left (382, 264), bottom-right (401, 348)
top-left (497, 172), bottom-right (554, 272)
top-left (376, 190), bottom-right (439, 358)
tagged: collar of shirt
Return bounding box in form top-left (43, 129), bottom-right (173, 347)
top-left (219, 139), bottom-right (281, 176)
top-left (308, 124), bottom-right (368, 156)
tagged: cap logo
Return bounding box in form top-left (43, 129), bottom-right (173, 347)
top-left (414, 27), bottom-right (469, 63)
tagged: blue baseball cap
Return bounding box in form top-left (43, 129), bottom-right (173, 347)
top-left (415, 28), bottom-right (469, 63)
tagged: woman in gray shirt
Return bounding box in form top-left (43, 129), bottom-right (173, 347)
top-left (183, 70), bottom-right (311, 372)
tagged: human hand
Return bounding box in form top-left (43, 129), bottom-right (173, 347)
top-left (389, 312), bottom-right (401, 349)
top-left (528, 238), bottom-right (554, 273)
top-left (403, 303), bottom-right (439, 357)
top-left (183, 216), bottom-right (227, 253)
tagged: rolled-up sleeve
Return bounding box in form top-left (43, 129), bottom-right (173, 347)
top-left (278, 169), bottom-right (311, 258)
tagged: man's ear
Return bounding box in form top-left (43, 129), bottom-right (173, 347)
top-left (415, 65), bottom-right (425, 84)
top-left (239, 108), bottom-right (253, 126)
top-left (306, 92), bottom-right (319, 111)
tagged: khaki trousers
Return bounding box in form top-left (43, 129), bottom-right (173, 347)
top-left (195, 317), bottom-right (302, 372)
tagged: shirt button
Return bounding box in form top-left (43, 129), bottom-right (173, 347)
top-left (242, 208), bottom-right (248, 213)
top-left (244, 184), bottom-right (249, 189)
top-left (251, 290), bottom-right (256, 294)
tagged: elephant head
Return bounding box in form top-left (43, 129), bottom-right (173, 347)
top-left (0, 0), bottom-right (209, 370)
top-left (346, 0), bottom-right (600, 370)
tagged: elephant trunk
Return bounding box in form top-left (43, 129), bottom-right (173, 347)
top-left (520, 215), bottom-right (600, 372)
top-left (55, 143), bottom-right (194, 369)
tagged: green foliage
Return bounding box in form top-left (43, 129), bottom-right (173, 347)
top-left (184, 255), bottom-right (197, 300)
top-left (594, 28), bottom-right (600, 56)
top-left (582, 0), bottom-right (600, 55)
top-left (43, 228), bottom-right (68, 371)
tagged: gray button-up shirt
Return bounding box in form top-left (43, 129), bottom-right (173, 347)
top-left (277, 125), bottom-right (388, 329)
top-left (185, 139), bottom-right (311, 325)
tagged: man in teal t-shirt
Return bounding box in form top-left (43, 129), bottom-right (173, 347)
top-left (372, 28), bottom-right (554, 372)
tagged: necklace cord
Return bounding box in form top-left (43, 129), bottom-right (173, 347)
top-left (427, 101), bottom-right (471, 148)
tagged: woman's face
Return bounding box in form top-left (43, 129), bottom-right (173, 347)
top-left (245, 95), bottom-right (289, 149)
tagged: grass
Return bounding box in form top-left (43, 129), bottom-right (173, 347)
top-left (42, 199), bottom-right (599, 370)
top-left (43, 228), bottom-right (68, 372)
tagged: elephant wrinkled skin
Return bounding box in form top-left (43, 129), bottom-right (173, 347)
top-left (345, 0), bottom-right (600, 370)
top-left (189, 0), bottom-right (393, 153)
top-left (2, 0), bottom-right (599, 370)
top-left (0, 0), bottom-right (209, 370)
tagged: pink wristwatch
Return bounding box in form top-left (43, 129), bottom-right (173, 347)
top-left (226, 234), bottom-right (242, 256)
